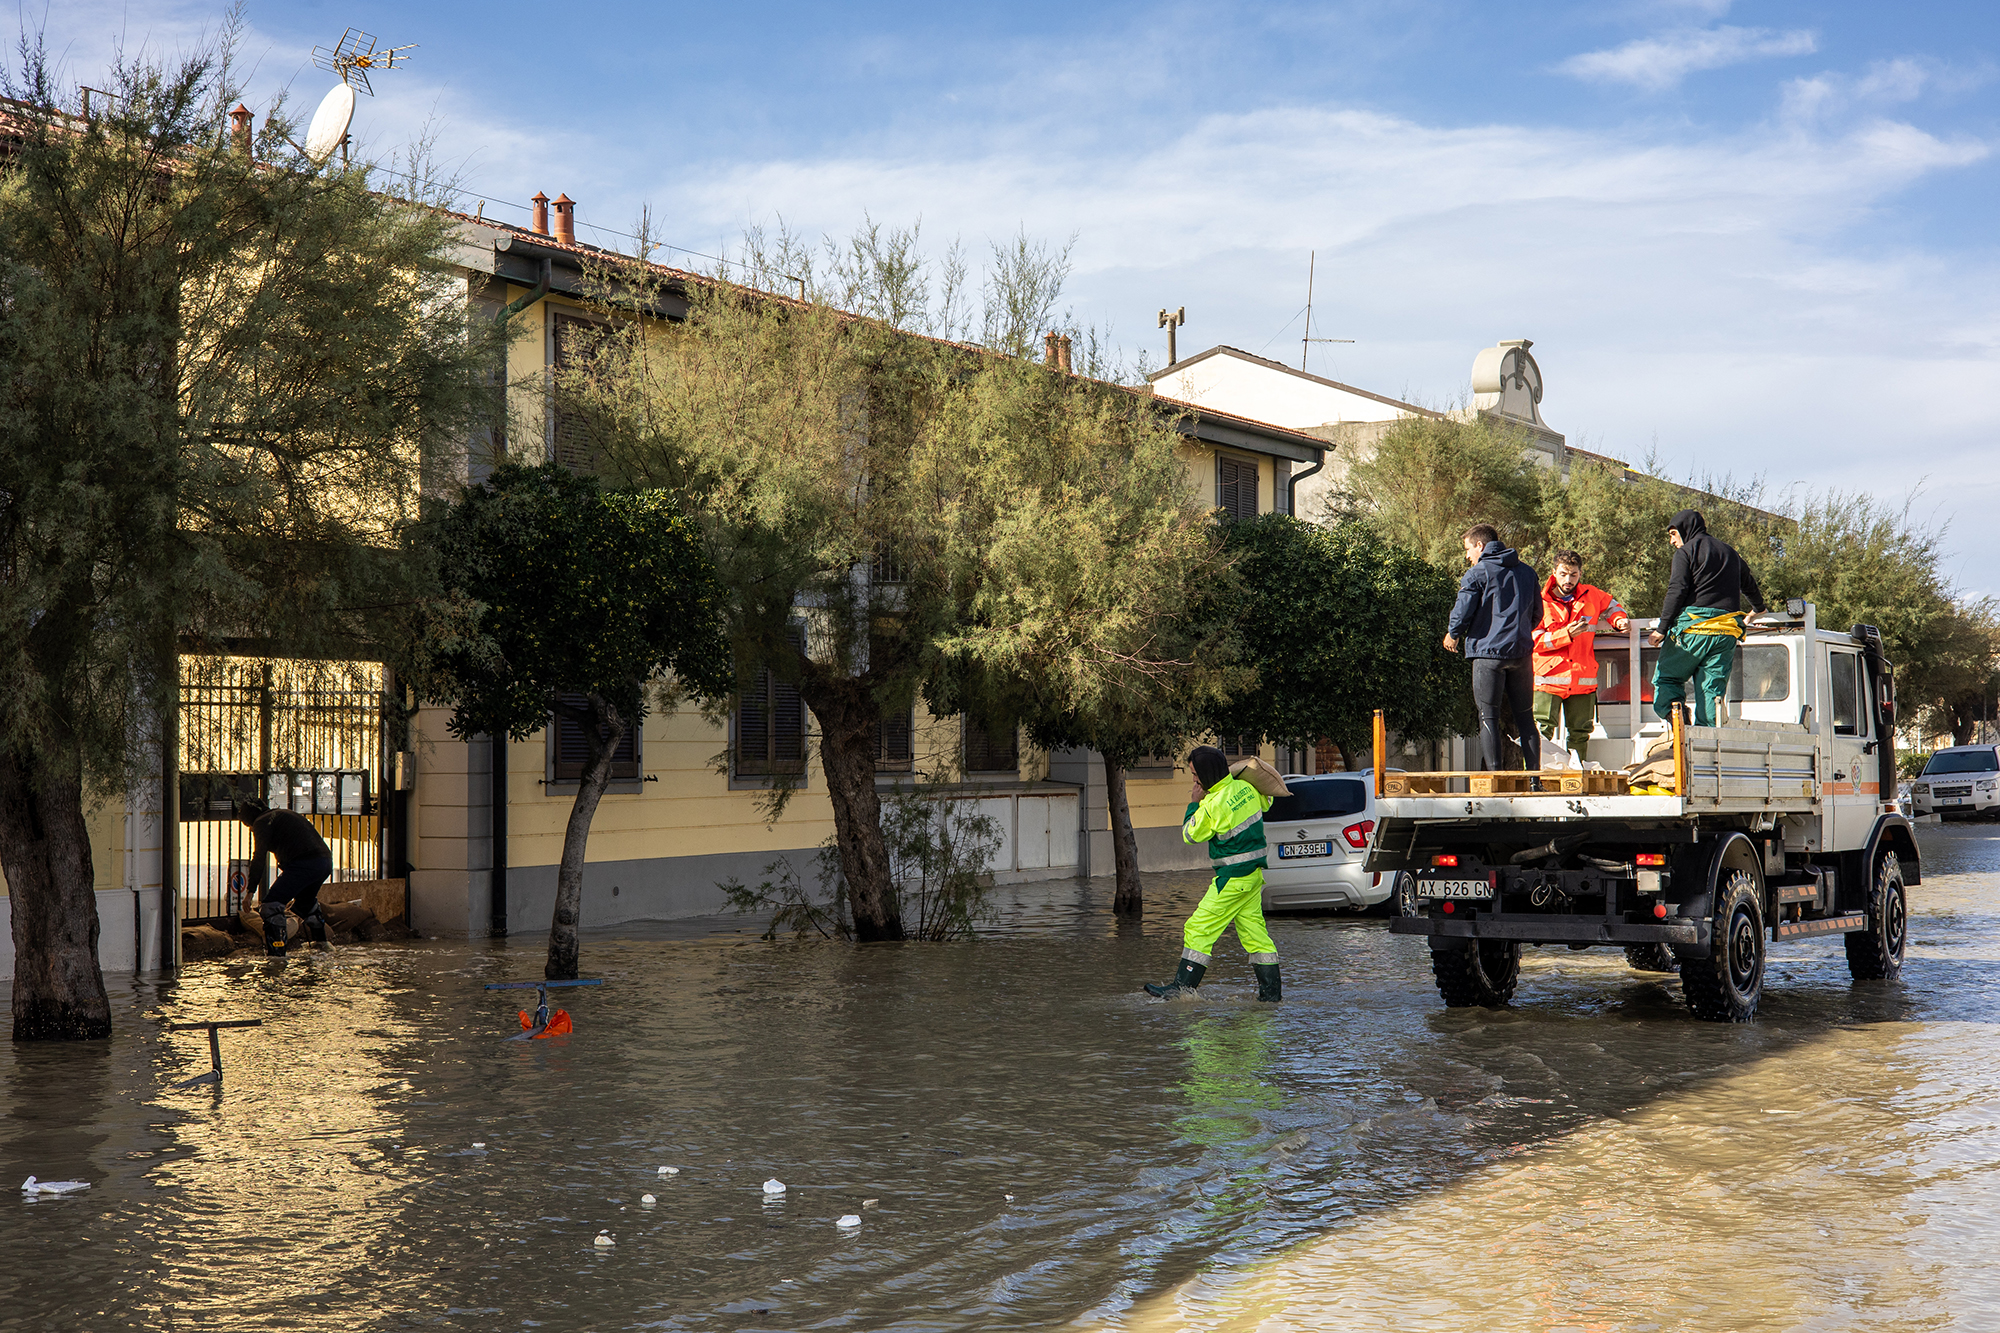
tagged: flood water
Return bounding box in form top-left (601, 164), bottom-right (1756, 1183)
top-left (4, 821), bottom-right (1998, 1332)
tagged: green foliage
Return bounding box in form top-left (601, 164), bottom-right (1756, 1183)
top-left (724, 781), bottom-right (1002, 942)
top-left (1336, 414), bottom-right (1545, 567)
top-left (395, 463), bottom-right (731, 739)
top-left (1898, 750), bottom-right (1931, 780)
top-left (1206, 516), bottom-right (1468, 757)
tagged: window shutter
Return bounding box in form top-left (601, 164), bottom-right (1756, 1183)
top-left (737, 625), bottom-right (808, 777)
top-left (1216, 456), bottom-right (1258, 521)
top-left (1220, 733), bottom-right (1258, 758)
top-left (877, 706), bottom-right (914, 773)
top-left (552, 314), bottom-right (602, 474)
top-left (552, 694), bottom-right (641, 781)
top-left (963, 711), bottom-right (1019, 774)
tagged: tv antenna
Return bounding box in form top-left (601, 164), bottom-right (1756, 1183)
top-left (1301, 251), bottom-right (1355, 371)
top-left (311, 28), bottom-right (417, 98)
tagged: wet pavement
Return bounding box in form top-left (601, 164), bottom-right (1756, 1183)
top-left (3, 821), bottom-right (1998, 1332)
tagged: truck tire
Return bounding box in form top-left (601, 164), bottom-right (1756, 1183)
top-left (1845, 851), bottom-right (1907, 981)
top-left (1680, 870), bottom-right (1764, 1022)
top-left (1624, 943), bottom-right (1679, 973)
top-left (1431, 939), bottom-right (1520, 1007)
top-left (1392, 873), bottom-right (1422, 918)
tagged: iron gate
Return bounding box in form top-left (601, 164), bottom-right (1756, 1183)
top-left (178, 656), bottom-right (390, 922)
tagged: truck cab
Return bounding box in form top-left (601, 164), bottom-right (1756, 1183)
top-left (1369, 603), bottom-right (1918, 1022)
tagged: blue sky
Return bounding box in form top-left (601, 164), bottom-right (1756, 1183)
top-left (44, 1), bottom-right (2000, 595)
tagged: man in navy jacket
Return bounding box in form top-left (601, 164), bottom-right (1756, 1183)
top-left (1443, 525), bottom-right (1544, 774)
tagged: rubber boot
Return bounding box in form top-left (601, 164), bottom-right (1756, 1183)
top-left (260, 902), bottom-right (289, 958)
top-left (1145, 957), bottom-right (1206, 998)
top-left (1253, 962), bottom-right (1282, 1003)
top-left (300, 903), bottom-right (331, 951)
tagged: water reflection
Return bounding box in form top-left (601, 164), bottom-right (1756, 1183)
top-left (0, 823), bottom-right (1992, 1331)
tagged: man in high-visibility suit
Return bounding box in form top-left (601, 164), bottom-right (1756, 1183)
top-left (1145, 746), bottom-right (1281, 1002)
top-left (1648, 509), bottom-right (1766, 726)
top-left (1532, 549), bottom-right (1629, 760)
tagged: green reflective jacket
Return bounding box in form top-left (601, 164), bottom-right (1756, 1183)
top-left (1182, 775), bottom-right (1273, 886)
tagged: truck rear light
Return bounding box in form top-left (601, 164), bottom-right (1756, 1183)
top-left (1636, 853), bottom-right (1666, 866)
top-left (1342, 820), bottom-right (1375, 850)
top-left (1653, 902), bottom-right (1668, 919)
top-left (1433, 854), bottom-right (1458, 867)
top-left (1441, 902), bottom-right (1454, 914)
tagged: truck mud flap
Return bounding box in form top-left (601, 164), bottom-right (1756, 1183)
top-left (1391, 915), bottom-right (1703, 947)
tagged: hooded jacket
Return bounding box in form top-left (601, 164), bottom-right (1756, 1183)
top-left (1659, 510), bottom-right (1766, 628)
top-left (1448, 540), bottom-right (1543, 660)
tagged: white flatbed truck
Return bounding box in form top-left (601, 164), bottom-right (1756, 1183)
top-left (1366, 603), bottom-right (1920, 1021)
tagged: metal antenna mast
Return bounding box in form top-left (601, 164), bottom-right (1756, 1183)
top-left (1301, 250), bottom-right (1355, 371)
top-left (1158, 306), bottom-right (1186, 367)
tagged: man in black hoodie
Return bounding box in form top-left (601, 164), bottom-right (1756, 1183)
top-left (1444, 524), bottom-right (1543, 773)
top-left (1647, 509), bottom-right (1766, 727)
top-left (237, 798), bottom-right (335, 957)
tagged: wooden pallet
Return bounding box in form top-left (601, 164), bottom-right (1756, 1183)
top-left (1381, 770), bottom-right (1630, 798)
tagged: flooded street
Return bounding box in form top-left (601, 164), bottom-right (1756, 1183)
top-left (4, 821), bottom-right (1999, 1332)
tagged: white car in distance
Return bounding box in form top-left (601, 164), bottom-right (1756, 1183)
top-left (1261, 770), bottom-right (1409, 914)
top-left (1910, 744), bottom-right (2000, 820)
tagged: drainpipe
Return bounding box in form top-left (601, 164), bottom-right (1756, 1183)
top-left (490, 734), bottom-right (508, 937)
top-left (1286, 446), bottom-right (1326, 518)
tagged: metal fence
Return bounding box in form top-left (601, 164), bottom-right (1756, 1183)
top-left (178, 657), bottom-right (388, 922)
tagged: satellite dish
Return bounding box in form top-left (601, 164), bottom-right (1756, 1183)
top-left (304, 82), bottom-right (355, 162)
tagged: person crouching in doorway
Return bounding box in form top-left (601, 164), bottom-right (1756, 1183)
top-left (236, 798), bottom-right (334, 957)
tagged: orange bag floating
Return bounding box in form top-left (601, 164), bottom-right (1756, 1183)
top-left (518, 1008), bottom-right (572, 1037)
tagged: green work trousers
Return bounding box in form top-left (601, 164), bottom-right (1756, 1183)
top-left (1652, 607), bottom-right (1738, 727)
top-left (1181, 868), bottom-right (1278, 964)
top-left (1534, 690), bottom-right (1597, 757)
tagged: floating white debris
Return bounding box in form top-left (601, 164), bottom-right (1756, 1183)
top-left (836, 1214), bottom-right (861, 1228)
top-left (472, 1142), bottom-right (486, 1149)
top-left (657, 1165), bottom-right (680, 1176)
top-left (763, 1178), bottom-right (786, 1195)
top-left (594, 1231), bottom-right (615, 1247)
top-left (861, 1198), bottom-right (879, 1208)
top-left (1005, 1194), bottom-right (1015, 1201)
top-left (640, 1194), bottom-right (657, 1205)
top-left (21, 1176), bottom-right (89, 1196)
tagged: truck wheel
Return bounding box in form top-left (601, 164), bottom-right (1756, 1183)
top-left (1624, 943), bottom-right (1679, 973)
top-left (1393, 873), bottom-right (1422, 918)
top-left (1845, 851), bottom-right (1907, 981)
top-left (1431, 939), bottom-right (1520, 1007)
top-left (1680, 870), bottom-right (1764, 1022)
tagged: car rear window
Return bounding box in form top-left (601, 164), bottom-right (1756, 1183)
top-left (1266, 778), bottom-right (1368, 821)
top-left (1923, 750), bottom-right (2000, 775)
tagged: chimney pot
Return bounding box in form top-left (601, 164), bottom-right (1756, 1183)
top-left (531, 191), bottom-right (549, 236)
top-left (1058, 335), bottom-right (1073, 373)
top-left (1044, 331), bottom-right (1059, 366)
top-left (552, 193), bottom-right (576, 246)
top-left (229, 103), bottom-right (252, 156)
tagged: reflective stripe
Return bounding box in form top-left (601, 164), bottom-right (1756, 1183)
top-left (1221, 813), bottom-right (1261, 840)
top-left (1247, 952), bottom-right (1278, 965)
top-left (1534, 674), bottom-right (1566, 688)
top-left (1576, 676), bottom-right (1597, 689)
top-left (1181, 946), bottom-right (1212, 964)
top-left (1215, 848), bottom-right (1265, 866)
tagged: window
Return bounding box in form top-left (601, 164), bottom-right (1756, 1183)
top-left (551, 313), bottom-right (607, 473)
top-left (1219, 733), bottom-right (1259, 758)
top-left (1830, 650), bottom-right (1863, 736)
top-left (551, 695), bottom-right (641, 782)
top-left (1267, 778), bottom-right (1368, 822)
top-left (1728, 645), bottom-right (1791, 703)
top-left (737, 628), bottom-right (808, 778)
top-left (876, 705), bottom-right (914, 774)
top-left (1216, 456), bottom-right (1258, 521)
top-left (871, 545), bottom-right (907, 585)
top-left (1922, 749), bottom-right (2000, 775)
top-left (963, 711), bottom-right (1019, 775)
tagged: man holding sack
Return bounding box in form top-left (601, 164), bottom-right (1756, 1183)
top-left (1145, 746), bottom-right (1287, 1003)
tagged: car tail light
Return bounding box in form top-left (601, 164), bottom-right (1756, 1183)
top-left (1433, 854), bottom-right (1458, 867)
top-left (1342, 820), bottom-right (1375, 850)
top-left (1636, 853), bottom-right (1666, 866)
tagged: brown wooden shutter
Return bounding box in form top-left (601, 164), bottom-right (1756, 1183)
top-left (1216, 456), bottom-right (1258, 521)
top-left (963, 710), bottom-right (1019, 774)
top-left (552, 695), bottom-right (641, 781)
top-left (737, 626), bottom-right (807, 777)
top-left (552, 314), bottom-right (603, 474)
top-left (876, 706), bottom-right (914, 773)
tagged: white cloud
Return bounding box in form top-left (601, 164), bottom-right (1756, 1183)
top-left (1558, 26), bottom-right (1817, 92)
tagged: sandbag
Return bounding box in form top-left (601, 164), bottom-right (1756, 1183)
top-left (1229, 756), bottom-right (1292, 799)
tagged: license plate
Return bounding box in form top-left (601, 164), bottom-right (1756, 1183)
top-left (1941, 797), bottom-right (1965, 805)
top-left (1277, 841), bottom-right (1332, 859)
top-left (1418, 878), bottom-right (1492, 900)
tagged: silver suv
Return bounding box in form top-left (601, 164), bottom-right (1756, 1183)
top-left (1911, 744), bottom-right (2000, 820)
top-left (1262, 770), bottom-right (1408, 913)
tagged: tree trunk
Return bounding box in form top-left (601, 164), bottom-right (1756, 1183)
top-left (0, 750), bottom-right (112, 1041)
top-left (545, 697), bottom-right (624, 980)
top-left (800, 674), bottom-right (903, 941)
top-left (1104, 756), bottom-right (1143, 916)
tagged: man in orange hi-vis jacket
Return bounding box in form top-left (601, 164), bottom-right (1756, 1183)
top-left (1532, 549), bottom-right (1629, 760)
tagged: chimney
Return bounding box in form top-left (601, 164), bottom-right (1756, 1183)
top-left (1044, 331), bottom-right (1060, 366)
top-left (552, 194), bottom-right (576, 246)
top-left (531, 191), bottom-right (549, 236)
top-left (1057, 335), bottom-right (1073, 373)
top-left (229, 104), bottom-right (252, 156)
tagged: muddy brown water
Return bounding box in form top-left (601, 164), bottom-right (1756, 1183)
top-left (3, 821), bottom-right (1997, 1332)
